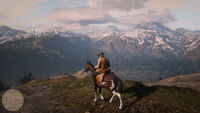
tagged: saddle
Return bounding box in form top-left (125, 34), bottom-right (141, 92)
top-left (96, 69), bottom-right (111, 85)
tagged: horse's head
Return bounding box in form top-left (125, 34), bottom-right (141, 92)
top-left (81, 61), bottom-right (95, 75)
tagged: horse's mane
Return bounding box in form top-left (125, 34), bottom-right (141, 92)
top-left (88, 61), bottom-right (95, 70)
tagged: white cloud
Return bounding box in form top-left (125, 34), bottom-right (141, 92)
top-left (1, 0), bottom-right (200, 32)
top-left (88, 0), bottom-right (149, 11)
top-left (35, 23), bottom-right (89, 32)
top-left (46, 0), bottom-right (176, 33)
top-left (48, 7), bottom-right (111, 25)
top-left (1, 0), bottom-right (177, 32)
top-left (34, 22), bottom-right (131, 33)
top-left (0, 13), bottom-right (6, 18)
top-left (0, 0), bottom-right (47, 18)
top-left (115, 9), bottom-right (175, 25)
top-left (48, 0), bottom-right (151, 25)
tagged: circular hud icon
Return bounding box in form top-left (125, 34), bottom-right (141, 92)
top-left (2, 89), bottom-right (24, 111)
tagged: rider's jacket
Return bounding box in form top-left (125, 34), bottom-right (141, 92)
top-left (95, 56), bottom-right (110, 73)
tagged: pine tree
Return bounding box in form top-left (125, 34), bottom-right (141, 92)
top-left (19, 72), bottom-right (34, 84)
top-left (0, 81), bottom-right (5, 91)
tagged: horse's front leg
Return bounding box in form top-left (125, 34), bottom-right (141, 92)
top-left (99, 87), bottom-right (104, 100)
top-left (94, 86), bottom-right (97, 103)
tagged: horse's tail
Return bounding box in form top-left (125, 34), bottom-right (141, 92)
top-left (116, 77), bottom-right (123, 94)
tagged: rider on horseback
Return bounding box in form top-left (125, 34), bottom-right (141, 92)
top-left (95, 52), bottom-right (111, 86)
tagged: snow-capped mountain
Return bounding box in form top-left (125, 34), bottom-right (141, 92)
top-left (194, 30), bottom-right (200, 33)
top-left (88, 22), bottom-right (200, 57)
top-left (135, 22), bottom-right (172, 33)
top-left (0, 26), bottom-right (90, 44)
top-left (0, 26), bottom-right (27, 44)
top-left (1, 23), bottom-right (200, 57)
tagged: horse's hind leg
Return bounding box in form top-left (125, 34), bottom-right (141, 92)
top-left (116, 91), bottom-right (123, 109)
top-left (117, 92), bottom-right (123, 109)
top-left (109, 80), bottom-right (116, 103)
top-left (109, 92), bottom-right (115, 103)
top-left (111, 91), bottom-right (123, 109)
top-left (99, 87), bottom-right (104, 100)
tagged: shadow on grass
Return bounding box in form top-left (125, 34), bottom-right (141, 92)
top-left (123, 82), bottom-right (157, 108)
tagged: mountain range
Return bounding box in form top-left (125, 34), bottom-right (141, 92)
top-left (0, 22), bottom-right (200, 83)
top-left (0, 26), bottom-right (27, 44)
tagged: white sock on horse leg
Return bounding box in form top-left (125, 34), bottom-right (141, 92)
top-left (109, 94), bottom-right (115, 103)
top-left (110, 80), bottom-right (115, 90)
top-left (94, 92), bottom-right (97, 102)
top-left (116, 92), bottom-right (123, 109)
top-left (109, 91), bottom-right (116, 103)
top-left (119, 95), bottom-right (123, 109)
top-left (100, 94), bottom-right (104, 100)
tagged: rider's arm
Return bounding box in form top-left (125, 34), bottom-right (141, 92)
top-left (95, 58), bottom-right (101, 68)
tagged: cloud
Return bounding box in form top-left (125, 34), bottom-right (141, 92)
top-left (48, 7), bottom-right (112, 25)
top-left (34, 22), bottom-right (130, 33)
top-left (88, 0), bottom-right (149, 11)
top-left (1, 0), bottom-right (200, 32)
top-left (47, 0), bottom-right (153, 26)
top-left (35, 23), bottom-right (88, 32)
top-left (146, 0), bottom-right (187, 10)
top-left (0, 13), bottom-right (6, 18)
top-left (48, 0), bottom-right (150, 25)
top-left (0, 0), bottom-right (47, 18)
top-left (0, 0), bottom-right (178, 32)
top-left (47, 3), bottom-right (175, 32)
top-left (115, 9), bottom-right (176, 25)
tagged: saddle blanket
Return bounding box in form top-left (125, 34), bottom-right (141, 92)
top-left (96, 73), bottom-right (104, 83)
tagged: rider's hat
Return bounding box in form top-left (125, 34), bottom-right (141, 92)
top-left (98, 52), bottom-right (104, 57)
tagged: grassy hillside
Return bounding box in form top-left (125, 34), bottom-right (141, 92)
top-left (21, 77), bottom-right (200, 113)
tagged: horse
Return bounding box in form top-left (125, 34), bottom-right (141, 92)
top-left (81, 61), bottom-right (123, 109)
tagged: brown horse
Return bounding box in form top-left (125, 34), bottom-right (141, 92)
top-left (82, 61), bottom-right (123, 109)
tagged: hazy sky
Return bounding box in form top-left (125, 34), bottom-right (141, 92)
top-left (0, 0), bottom-right (200, 33)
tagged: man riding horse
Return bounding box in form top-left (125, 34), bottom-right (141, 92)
top-left (82, 57), bottom-right (123, 109)
top-left (95, 52), bottom-right (111, 86)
